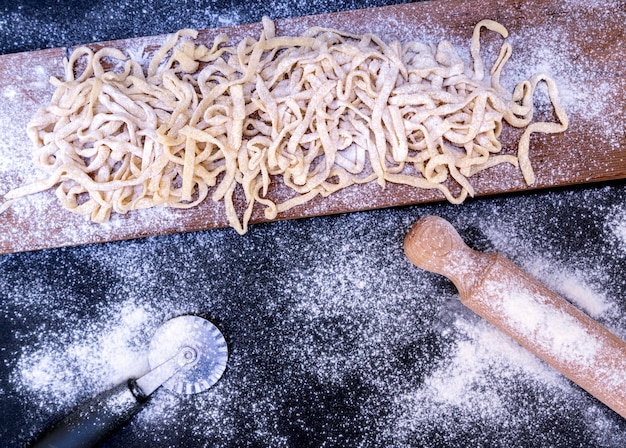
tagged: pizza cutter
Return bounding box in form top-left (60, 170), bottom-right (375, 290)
top-left (30, 315), bottom-right (228, 448)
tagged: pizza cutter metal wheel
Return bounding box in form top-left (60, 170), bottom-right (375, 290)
top-left (148, 315), bottom-right (228, 395)
top-left (30, 315), bottom-right (228, 448)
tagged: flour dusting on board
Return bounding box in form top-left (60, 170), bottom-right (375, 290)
top-left (2, 0), bottom-right (624, 253)
top-left (0, 62), bottom-right (52, 182)
top-left (503, 14), bottom-right (624, 157)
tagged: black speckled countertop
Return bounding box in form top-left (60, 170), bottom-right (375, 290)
top-left (1, 1), bottom-right (625, 447)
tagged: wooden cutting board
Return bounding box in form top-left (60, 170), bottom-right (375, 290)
top-left (0, 0), bottom-right (624, 254)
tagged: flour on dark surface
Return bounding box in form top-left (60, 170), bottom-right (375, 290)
top-left (3, 184), bottom-right (626, 447)
top-left (1, 0), bottom-right (626, 447)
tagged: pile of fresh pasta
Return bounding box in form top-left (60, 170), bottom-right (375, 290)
top-left (1, 17), bottom-right (568, 233)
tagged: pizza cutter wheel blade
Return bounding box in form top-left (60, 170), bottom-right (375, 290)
top-left (148, 314), bottom-right (228, 395)
top-left (30, 315), bottom-right (228, 448)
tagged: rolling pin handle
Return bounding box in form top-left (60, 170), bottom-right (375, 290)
top-left (404, 215), bottom-right (496, 297)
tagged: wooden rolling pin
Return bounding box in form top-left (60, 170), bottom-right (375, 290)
top-left (404, 215), bottom-right (626, 419)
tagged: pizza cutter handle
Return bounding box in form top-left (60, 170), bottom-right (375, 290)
top-left (29, 379), bottom-right (148, 448)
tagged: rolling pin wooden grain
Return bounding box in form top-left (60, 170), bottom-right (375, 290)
top-left (404, 215), bottom-right (626, 419)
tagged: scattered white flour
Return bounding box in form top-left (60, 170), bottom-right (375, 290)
top-left (524, 260), bottom-right (617, 320)
top-left (1, 1), bottom-right (626, 447)
top-left (12, 299), bottom-right (158, 409)
top-left (499, 287), bottom-right (600, 364)
top-left (607, 205), bottom-right (626, 254)
top-left (5, 189), bottom-right (626, 447)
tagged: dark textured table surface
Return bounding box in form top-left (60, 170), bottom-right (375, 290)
top-left (1, 1), bottom-right (626, 447)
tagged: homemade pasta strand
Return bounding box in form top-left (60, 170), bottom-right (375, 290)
top-left (1, 18), bottom-right (568, 233)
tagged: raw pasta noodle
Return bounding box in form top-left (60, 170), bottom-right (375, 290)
top-left (0, 18), bottom-right (568, 234)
